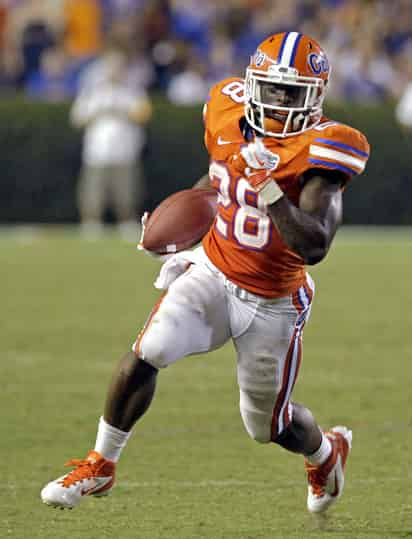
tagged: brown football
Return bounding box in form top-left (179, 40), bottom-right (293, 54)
top-left (142, 188), bottom-right (218, 254)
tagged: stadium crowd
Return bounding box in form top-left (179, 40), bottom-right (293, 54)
top-left (0, 0), bottom-right (410, 106)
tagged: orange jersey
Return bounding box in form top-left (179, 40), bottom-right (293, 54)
top-left (202, 77), bottom-right (370, 298)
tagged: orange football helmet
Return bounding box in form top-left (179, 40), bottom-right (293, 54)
top-left (245, 32), bottom-right (330, 138)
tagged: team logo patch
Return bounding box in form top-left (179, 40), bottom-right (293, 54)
top-left (307, 53), bottom-right (329, 75)
top-left (253, 49), bottom-right (266, 67)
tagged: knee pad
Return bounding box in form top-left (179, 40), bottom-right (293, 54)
top-left (239, 389), bottom-right (275, 444)
top-left (137, 331), bottom-right (170, 369)
top-left (134, 302), bottom-right (183, 369)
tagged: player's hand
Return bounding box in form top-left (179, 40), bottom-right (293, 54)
top-left (137, 212), bottom-right (172, 261)
top-left (235, 138), bottom-right (284, 205)
top-left (137, 211), bottom-right (150, 251)
top-left (153, 250), bottom-right (196, 289)
top-left (241, 137), bottom-right (280, 172)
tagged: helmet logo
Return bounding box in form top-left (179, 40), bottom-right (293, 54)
top-left (252, 49), bottom-right (266, 67)
top-left (308, 53), bottom-right (329, 75)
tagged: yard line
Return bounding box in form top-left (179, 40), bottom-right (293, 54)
top-left (5, 477), bottom-right (410, 490)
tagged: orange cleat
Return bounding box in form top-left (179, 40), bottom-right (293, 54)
top-left (305, 426), bottom-right (352, 513)
top-left (41, 451), bottom-right (115, 509)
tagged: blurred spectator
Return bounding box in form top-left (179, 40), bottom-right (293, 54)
top-left (395, 44), bottom-right (412, 128)
top-left (25, 44), bottom-right (77, 101)
top-left (63, 0), bottom-right (103, 61)
top-left (78, 42), bottom-right (153, 94)
top-left (231, 2), bottom-right (299, 72)
top-left (206, 19), bottom-right (235, 86)
top-left (395, 81), bottom-right (412, 128)
top-left (0, 3), bottom-right (7, 53)
top-left (223, 7), bottom-right (255, 77)
top-left (0, 0), bottom-right (410, 105)
top-left (70, 50), bottom-right (152, 239)
top-left (142, 0), bottom-right (174, 90)
top-left (331, 35), bottom-right (402, 102)
top-left (18, 18), bottom-right (55, 86)
top-left (169, 0), bottom-right (215, 58)
top-left (101, 0), bottom-right (145, 28)
top-left (2, 0), bottom-right (65, 87)
top-left (381, 0), bottom-right (412, 56)
top-left (142, 0), bottom-right (171, 50)
top-left (166, 43), bottom-right (208, 105)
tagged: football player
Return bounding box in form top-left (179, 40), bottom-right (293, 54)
top-left (41, 32), bottom-right (369, 513)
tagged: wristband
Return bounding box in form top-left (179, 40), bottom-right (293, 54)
top-left (259, 180), bottom-right (284, 205)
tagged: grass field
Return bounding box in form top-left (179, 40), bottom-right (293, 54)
top-left (2, 227), bottom-right (412, 539)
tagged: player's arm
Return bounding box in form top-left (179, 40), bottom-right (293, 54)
top-left (266, 170), bottom-right (343, 265)
top-left (238, 139), bottom-right (343, 265)
top-left (128, 98), bottom-right (152, 124)
top-left (70, 90), bottom-right (95, 128)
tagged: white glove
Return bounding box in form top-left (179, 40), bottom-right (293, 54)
top-left (137, 211), bottom-right (150, 251)
top-left (154, 250), bottom-right (200, 290)
top-left (239, 138), bottom-right (284, 205)
top-left (240, 137), bottom-right (280, 173)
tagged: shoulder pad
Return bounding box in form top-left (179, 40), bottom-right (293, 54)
top-left (203, 78), bottom-right (245, 150)
top-left (204, 78), bottom-right (245, 119)
top-left (307, 121), bottom-right (370, 179)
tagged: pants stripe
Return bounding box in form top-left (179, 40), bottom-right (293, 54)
top-left (282, 333), bottom-right (302, 428)
top-left (133, 292), bottom-right (167, 357)
top-left (271, 283), bottom-right (311, 439)
top-left (272, 326), bottom-right (303, 438)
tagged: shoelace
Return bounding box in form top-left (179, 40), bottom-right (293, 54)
top-left (60, 458), bottom-right (103, 488)
top-left (305, 463), bottom-right (330, 497)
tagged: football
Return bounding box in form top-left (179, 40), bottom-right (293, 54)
top-left (141, 188), bottom-right (218, 255)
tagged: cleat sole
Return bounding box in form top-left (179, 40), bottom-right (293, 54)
top-left (92, 489), bottom-right (111, 498)
top-left (42, 500), bottom-right (74, 510)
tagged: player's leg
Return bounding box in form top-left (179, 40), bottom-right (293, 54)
top-left (233, 277), bottom-right (352, 513)
top-left (274, 401), bottom-right (322, 454)
top-left (104, 352), bottom-right (158, 431)
top-left (77, 164), bottom-right (107, 237)
top-left (41, 263), bottom-right (231, 508)
top-left (110, 163), bottom-right (138, 240)
top-left (133, 159), bottom-right (145, 220)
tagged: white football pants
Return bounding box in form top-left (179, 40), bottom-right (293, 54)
top-left (133, 248), bottom-right (314, 442)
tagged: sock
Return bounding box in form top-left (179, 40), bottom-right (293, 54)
top-left (94, 416), bottom-right (132, 463)
top-left (306, 433), bottom-right (332, 465)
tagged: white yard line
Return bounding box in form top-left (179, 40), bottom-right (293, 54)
top-left (4, 476), bottom-right (410, 490)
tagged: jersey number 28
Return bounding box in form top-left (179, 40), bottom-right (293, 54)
top-left (209, 161), bottom-right (271, 251)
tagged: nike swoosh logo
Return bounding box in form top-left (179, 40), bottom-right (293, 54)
top-left (217, 136), bottom-right (232, 145)
top-left (81, 485), bottom-right (97, 496)
top-left (80, 477), bottom-right (112, 496)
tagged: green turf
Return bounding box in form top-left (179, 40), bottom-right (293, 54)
top-left (2, 227), bottom-right (412, 539)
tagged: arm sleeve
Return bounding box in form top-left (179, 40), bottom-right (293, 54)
top-left (70, 91), bottom-right (96, 127)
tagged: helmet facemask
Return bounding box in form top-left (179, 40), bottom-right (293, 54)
top-left (245, 64), bottom-right (326, 138)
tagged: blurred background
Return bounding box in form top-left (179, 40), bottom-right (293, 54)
top-left (0, 0), bottom-right (411, 234)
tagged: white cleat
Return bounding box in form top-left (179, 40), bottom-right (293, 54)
top-left (305, 426), bottom-right (352, 514)
top-left (41, 451), bottom-right (115, 509)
